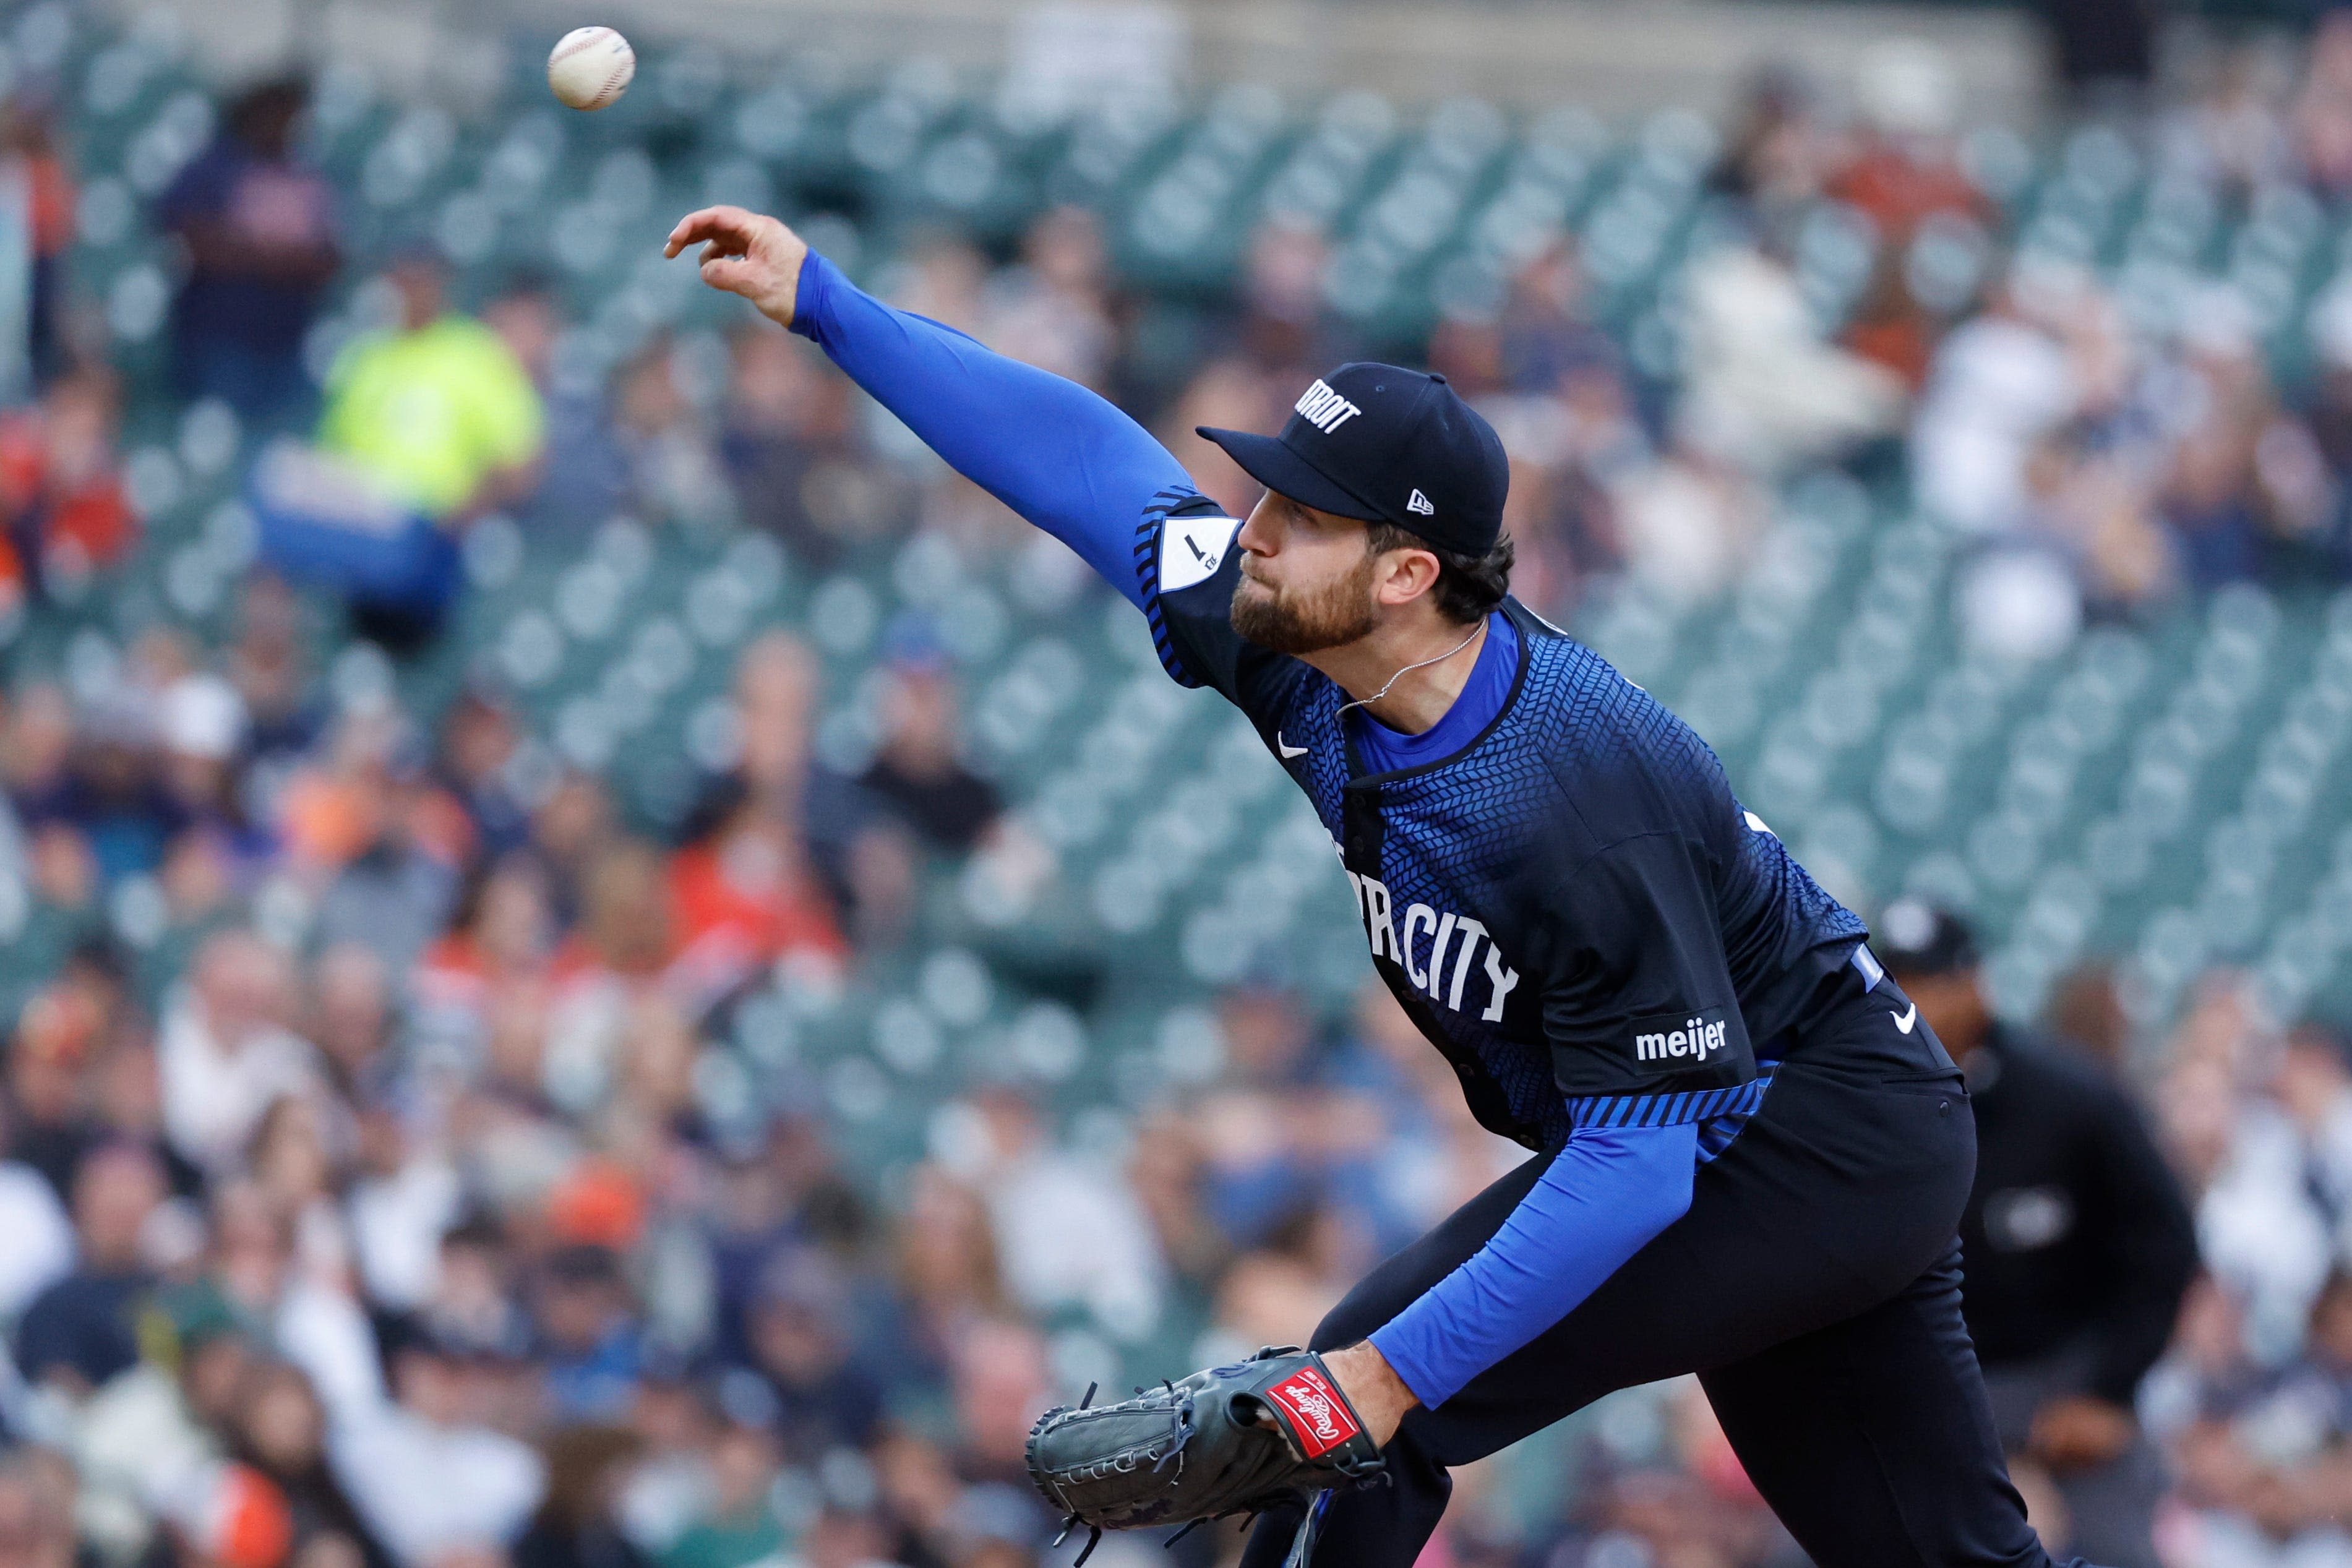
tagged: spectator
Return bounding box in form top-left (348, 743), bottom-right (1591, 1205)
top-left (0, 102), bottom-right (76, 391)
top-left (693, 632), bottom-right (872, 926)
top-left (1828, 43), bottom-right (1993, 247)
top-left (432, 689), bottom-right (535, 867)
top-left (307, 741), bottom-right (461, 980)
top-left (718, 327), bottom-right (899, 566)
top-left (612, 338), bottom-right (729, 526)
top-left (2166, 1270), bottom-right (2352, 1566)
top-left (75, 1281), bottom-right (259, 1564)
top-left (950, 1087), bottom-right (1167, 1336)
top-left (533, 1246), bottom-right (643, 1424)
top-left (658, 1405), bottom-right (782, 1568)
top-left (231, 1360), bottom-right (395, 1568)
top-left (19, 690), bottom-right (189, 887)
top-left (416, 854), bottom-right (558, 1053)
top-left (886, 1163), bottom-right (1008, 1401)
top-left (157, 930), bottom-right (320, 1177)
top-left (0, 1452), bottom-right (78, 1568)
top-left (1675, 238), bottom-right (1904, 480)
top-left (16, 1141), bottom-right (168, 1395)
top-left (947, 1317), bottom-right (1051, 1491)
top-left (666, 786), bottom-right (846, 1010)
top-left (307, 245), bottom-right (544, 647)
top-left (743, 1251), bottom-right (883, 1462)
top-left (0, 369), bottom-right (140, 599)
top-left (7, 975), bottom-right (105, 1200)
top-left (1229, 218), bottom-right (1351, 384)
top-left (483, 275), bottom-right (625, 534)
top-left (510, 1426), bottom-right (648, 1568)
top-left (855, 623), bottom-right (1002, 856)
top-left (305, 943), bottom-right (394, 1101)
top-left (330, 1331), bottom-right (547, 1567)
top-left (1496, 241), bottom-right (1623, 403)
top-left (1707, 66), bottom-right (1827, 221)
top-left (1881, 899), bottom-right (2198, 1568)
top-left (228, 576), bottom-right (327, 779)
top-left (157, 79), bottom-right (341, 427)
top-left (0, 1100), bottom-right (73, 1321)
top-left (981, 205), bottom-right (1117, 391)
top-left (1912, 259), bottom-right (2109, 537)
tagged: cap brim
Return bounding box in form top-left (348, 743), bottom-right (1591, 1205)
top-left (1195, 427), bottom-right (1383, 522)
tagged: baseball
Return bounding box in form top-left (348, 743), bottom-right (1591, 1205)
top-left (548, 27), bottom-right (634, 111)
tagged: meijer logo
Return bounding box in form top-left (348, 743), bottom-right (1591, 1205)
top-left (1635, 1015), bottom-right (1729, 1064)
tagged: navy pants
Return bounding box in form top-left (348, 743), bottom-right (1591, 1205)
top-left (1241, 982), bottom-right (2092, 1568)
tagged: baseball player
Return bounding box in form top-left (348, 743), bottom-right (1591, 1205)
top-left (667, 205), bottom-right (2093, 1568)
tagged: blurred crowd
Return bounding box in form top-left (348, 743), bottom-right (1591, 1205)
top-left (10, 15), bottom-right (2352, 1568)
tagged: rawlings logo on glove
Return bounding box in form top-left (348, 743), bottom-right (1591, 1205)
top-left (1263, 1366), bottom-right (1360, 1457)
top-left (1025, 1347), bottom-right (1386, 1567)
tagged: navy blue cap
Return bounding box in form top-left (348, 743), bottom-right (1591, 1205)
top-left (1876, 898), bottom-right (1979, 977)
top-left (1198, 362), bottom-right (1509, 555)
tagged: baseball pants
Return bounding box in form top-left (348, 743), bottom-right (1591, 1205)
top-left (1240, 977), bottom-right (2095, 1568)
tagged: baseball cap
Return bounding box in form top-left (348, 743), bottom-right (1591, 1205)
top-left (1875, 898), bottom-right (1979, 977)
top-left (1198, 362), bottom-right (1509, 556)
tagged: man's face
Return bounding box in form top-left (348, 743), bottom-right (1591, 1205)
top-left (1894, 967), bottom-right (1989, 1055)
top-left (1230, 491), bottom-right (1383, 654)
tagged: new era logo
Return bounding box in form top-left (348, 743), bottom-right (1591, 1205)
top-left (1407, 489), bottom-right (1434, 516)
top-left (1294, 379), bottom-right (1363, 435)
top-left (1263, 1367), bottom-right (1360, 1459)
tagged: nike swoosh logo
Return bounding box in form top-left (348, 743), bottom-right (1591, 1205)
top-left (1277, 732), bottom-right (1308, 760)
top-left (1894, 1003), bottom-right (1918, 1035)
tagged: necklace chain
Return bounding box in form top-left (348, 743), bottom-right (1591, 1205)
top-left (1335, 622), bottom-right (1486, 722)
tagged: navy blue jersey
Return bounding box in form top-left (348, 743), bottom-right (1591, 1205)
top-left (783, 249), bottom-right (1886, 1404)
top-left (1142, 497), bottom-right (1868, 1151)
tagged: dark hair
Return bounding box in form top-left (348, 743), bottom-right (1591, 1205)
top-left (1363, 522), bottom-right (1515, 625)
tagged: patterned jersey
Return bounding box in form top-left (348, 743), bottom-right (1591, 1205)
top-left (1141, 496), bottom-right (1869, 1152)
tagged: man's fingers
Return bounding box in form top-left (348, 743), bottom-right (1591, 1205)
top-left (663, 205), bottom-right (755, 259)
top-left (699, 256), bottom-right (758, 295)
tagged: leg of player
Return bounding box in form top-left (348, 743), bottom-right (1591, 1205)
top-left (1701, 1247), bottom-right (2055, 1568)
top-left (1236, 982), bottom-right (2097, 1568)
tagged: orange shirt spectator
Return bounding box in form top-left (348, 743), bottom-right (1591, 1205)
top-left (1827, 140), bottom-right (1992, 247)
top-left (667, 816), bottom-right (846, 1001)
top-left (0, 372), bottom-right (139, 581)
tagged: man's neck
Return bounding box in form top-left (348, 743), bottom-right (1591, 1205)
top-left (1304, 611), bottom-right (1491, 735)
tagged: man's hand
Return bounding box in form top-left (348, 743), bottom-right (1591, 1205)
top-left (664, 206), bottom-right (808, 328)
top-left (2028, 1394), bottom-right (2136, 1473)
top-left (1319, 1341), bottom-right (1419, 1448)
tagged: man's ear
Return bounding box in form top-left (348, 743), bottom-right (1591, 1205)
top-left (1373, 545), bottom-right (1442, 607)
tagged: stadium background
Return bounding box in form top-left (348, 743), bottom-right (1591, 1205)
top-left (0, 0), bottom-right (2349, 1564)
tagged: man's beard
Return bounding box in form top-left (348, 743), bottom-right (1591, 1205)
top-left (1229, 555), bottom-right (1378, 654)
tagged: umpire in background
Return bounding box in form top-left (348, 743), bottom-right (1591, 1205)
top-left (1879, 899), bottom-right (2197, 1568)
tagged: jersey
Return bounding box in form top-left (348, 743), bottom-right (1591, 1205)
top-left (1141, 497), bottom-right (1869, 1153)
top-left (781, 246), bottom-right (1881, 1405)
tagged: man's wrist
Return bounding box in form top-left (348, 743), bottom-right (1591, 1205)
top-left (1320, 1340), bottom-right (1419, 1448)
top-left (770, 242), bottom-right (812, 332)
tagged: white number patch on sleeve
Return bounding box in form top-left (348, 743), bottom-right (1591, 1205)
top-left (1159, 513), bottom-right (1243, 593)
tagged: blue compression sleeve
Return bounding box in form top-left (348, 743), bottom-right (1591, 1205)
top-left (1368, 1120), bottom-right (1697, 1408)
top-left (789, 252), bottom-right (1194, 607)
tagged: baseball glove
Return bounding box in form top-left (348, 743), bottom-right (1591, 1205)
top-left (1025, 1345), bottom-right (1386, 1566)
